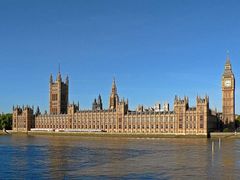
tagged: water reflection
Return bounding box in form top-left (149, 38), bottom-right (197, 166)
top-left (208, 139), bottom-right (240, 179)
top-left (0, 135), bottom-right (240, 179)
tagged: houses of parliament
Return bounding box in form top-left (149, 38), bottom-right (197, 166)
top-left (12, 56), bottom-right (236, 136)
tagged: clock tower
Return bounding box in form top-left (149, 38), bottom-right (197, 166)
top-left (222, 56), bottom-right (235, 124)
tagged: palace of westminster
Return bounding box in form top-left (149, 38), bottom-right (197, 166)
top-left (12, 56), bottom-right (236, 136)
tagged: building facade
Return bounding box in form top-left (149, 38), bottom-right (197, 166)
top-left (12, 74), bottom-right (218, 136)
top-left (12, 106), bottom-right (34, 132)
top-left (49, 71), bottom-right (69, 114)
top-left (222, 57), bottom-right (235, 124)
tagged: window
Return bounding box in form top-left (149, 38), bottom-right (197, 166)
top-left (179, 116), bottom-right (183, 129)
top-left (52, 94), bottom-right (58, 101)
top-left (200, 115), bottom-right (204, 128)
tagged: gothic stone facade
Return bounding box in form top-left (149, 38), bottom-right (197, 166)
top-left (13, 97), bottom-right (217, 136)
top-left (12, 106), bottom-right (35, 132)
top-left (49, 72), bottom-right (69, 115)
top-left (12, 72), bottom-right (217, 135)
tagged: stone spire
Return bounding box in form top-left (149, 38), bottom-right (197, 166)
top-left (57, 64), bottom-right (61, 81)
top-left (66, 75), bottom-right (69, 85)
top-left (98, 94), bottom-right (103, 110)
top-left (112, 77), bottom-right (117, 94)
top-left (109, 78), bottom-right (119, 110)
top-left (92, 98), bottom-right (97, 111)
top-left (223, 53), bottom-right (233, 76)
top-left (50, 73), bottom-right (53, 83)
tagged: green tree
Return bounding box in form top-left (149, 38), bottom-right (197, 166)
top-left (235, 115), bottom-right (240, 130)
top-left (0, 114), bottom-right (12, 130)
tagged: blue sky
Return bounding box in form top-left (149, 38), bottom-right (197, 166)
top-left (0, 0), bottom-right (240, 113)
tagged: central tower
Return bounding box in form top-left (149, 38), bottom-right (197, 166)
top-left (222, 56), bottom-right (235, 124)
top-left (49, 70), bottom-right (69, 114)
top-left (109, 78), bottom-right (119, 110)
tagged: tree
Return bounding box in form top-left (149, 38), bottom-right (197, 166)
top-left (235, 116), bottom-right (240, 129)
top-left (0, 114), bottom-right (12, 130)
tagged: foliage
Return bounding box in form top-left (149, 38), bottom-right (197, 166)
top-left (0, 114), bottom-right (12, 130)
top-left (219, 120), bottom-right (236, 132)
top-left (223, 128), bottom-right (230, 132)
top-left (235, 116), bottom-right (240, 129)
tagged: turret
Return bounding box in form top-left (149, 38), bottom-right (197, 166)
top-left (98, 94), bottom-right (103, 110)
top-left (196, 95), bottom-right (209, 106)
top-left (174, 96), bottom-right (189, 111)
top-left (66, 75), bottom-right (69, 85)
top-left (92, 94), bottom-right (103, 111)
top-left (116, 98), bottom-right (128, 115)
top-left (92, 98), bottom-right (97, 111)
top-left (50, 74), bottom-right (53, 84)
top-left (68, 102), bottom-right (79, 114)
top-left (35, 106), bottom-right (41, 116)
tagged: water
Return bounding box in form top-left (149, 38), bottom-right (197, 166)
top-left (0, 135), bottom-right (240, 179)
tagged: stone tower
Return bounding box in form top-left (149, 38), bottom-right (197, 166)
top-left (12, 106), bottom-right (34, 131)
top-left (174, 96), bottom-right (189, 133)
top-left (49, 70), bottom-right (69, 114)
top-left (196, 96), bottom-right (209, 133)
top-left (222, 56), bottom-right (235, 124)
top-left (109, 78), bottom-right (119, 110)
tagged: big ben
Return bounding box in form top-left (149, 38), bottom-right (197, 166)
top-left (222, 56), bottom-right (235, 124)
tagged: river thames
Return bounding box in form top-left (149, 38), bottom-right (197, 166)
top-left (0, 135), bottom-right (240, 179)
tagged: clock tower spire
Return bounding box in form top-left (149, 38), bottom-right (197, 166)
top-left (222, 54), bottom-right (235, 125)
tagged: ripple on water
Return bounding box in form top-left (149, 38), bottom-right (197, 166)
top-left (0, 135), bottom-right (240, 179)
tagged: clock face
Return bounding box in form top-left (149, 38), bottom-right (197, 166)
top-left (224, 80), bottom-right (231, 87)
